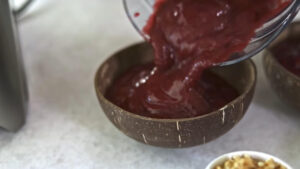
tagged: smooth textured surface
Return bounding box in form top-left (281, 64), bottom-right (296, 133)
top-left (0, 0), bottom-right (299, 168)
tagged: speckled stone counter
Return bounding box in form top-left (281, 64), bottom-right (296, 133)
top-left (0, 0), bottom-right (299, 168)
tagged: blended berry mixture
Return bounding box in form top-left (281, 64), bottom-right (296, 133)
top-left (106, 0), bottom-right (291, 119)
top-left (272, 38), bottom-right (300, 77)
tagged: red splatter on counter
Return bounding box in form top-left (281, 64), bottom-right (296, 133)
top-left (134, 12), bottom-right (140, 17)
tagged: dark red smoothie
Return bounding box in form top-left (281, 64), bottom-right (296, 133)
top-left (271, 38), bottom-right (300, 77)
top-left (106, 0), bottom-right (291, 119)
top-left (106, 63), bottom-right (238, 118)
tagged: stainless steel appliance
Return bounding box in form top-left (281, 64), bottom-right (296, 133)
top-left (0, 0), bottom-right (32, 131)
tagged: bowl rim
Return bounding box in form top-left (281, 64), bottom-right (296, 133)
top-left (94, 42), bottom-right (257, 122)
top-left (205, 151), bottom-right (293, 169)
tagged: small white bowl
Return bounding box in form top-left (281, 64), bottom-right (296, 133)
top-left (205, 151), bottom-right (293, 169)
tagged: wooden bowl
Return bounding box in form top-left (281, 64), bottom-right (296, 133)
top-left (95, 42), bottom-right (257, 148)
top-left (263, 22), bottom-right (300, 109)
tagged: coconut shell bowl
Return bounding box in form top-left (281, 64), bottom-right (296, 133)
top-left (263, 22), bottom-right (300, 110)
top-left (95, 42), bottom-right (257, 148)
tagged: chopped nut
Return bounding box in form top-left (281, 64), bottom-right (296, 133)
top-left (214, 155), bottom-right (287, 169)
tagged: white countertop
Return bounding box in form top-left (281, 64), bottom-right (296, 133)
top-left (0, 0), bottom-right (299, 168)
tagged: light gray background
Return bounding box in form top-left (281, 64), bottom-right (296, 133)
top-left (0, 0), bottom-right (299, 168)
